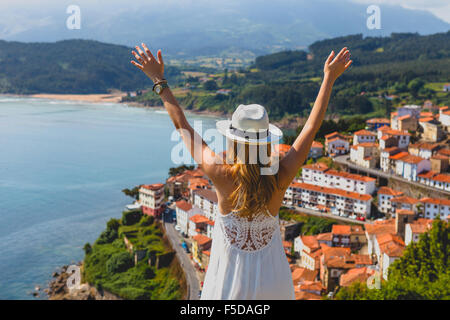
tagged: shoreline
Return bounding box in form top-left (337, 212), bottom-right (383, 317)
top-left (3, 93), bottom-right (303, 129)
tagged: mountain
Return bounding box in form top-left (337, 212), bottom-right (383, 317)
top-left (0, 40), bottom-right (181, 94)
top-left (0, 0), bottom-right (448, 60)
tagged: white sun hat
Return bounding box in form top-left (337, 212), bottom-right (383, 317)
top-left (216, 104), bottom-right (283, 144)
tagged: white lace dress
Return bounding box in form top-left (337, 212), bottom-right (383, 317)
top-left (200, 209), bottom-right (295, 300)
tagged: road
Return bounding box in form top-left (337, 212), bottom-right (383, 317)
top-left (334, 155), bottom-right (450, 198)
top-left (291, 205), bottom-right (371, 225)
top-left (162, 210), bottom-right (200, 300)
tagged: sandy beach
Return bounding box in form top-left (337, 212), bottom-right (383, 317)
top-left (30, 93), bottom-right (126, 103)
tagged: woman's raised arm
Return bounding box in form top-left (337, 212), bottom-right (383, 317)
top-left (278, 47), bottom-right (352, 189)
top-left (131, 44), bottom-right (220, 178)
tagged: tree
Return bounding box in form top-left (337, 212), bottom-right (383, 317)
top-left (122, 186), bottom-right (140, 200)
top-left (203, 80), bottom-right (218, 91)
top-left (106, 252), bottom-right (134, 274)
top-left (408, 78), bottom-right (425, 98)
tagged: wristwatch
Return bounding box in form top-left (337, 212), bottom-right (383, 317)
top-left (153, 79), bottom-right (169, 95)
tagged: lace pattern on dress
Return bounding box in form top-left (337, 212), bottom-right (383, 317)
top-left (220, 190), bottom-right (278, 252)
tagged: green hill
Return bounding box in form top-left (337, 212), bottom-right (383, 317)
top-left (0, 39), bottom-right (182, 94)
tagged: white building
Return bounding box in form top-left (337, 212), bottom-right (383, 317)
top-left (308, 141), bottom-right (324, 159)
top-left (353, 129), bottom-right (377, 145)
top-left (193, 189), bottom-right (219, 221)
top-left (429, 174), bottom-right (450, 191)
top-left (292, 182), bottom-right (372, 218)
top-left (394, 153), bottom-right (430, 181)
top-left (377, 126), bottom-right (411, 149)
top-left (377, 187), bottom-right (403, 214)
top-left (420, 198), bottom-right (450, 220)
top-left (294, 235), bottom-right (319, 258)
top-left (408, 142), bottom-right (439, 160)
top-left (139, 183), bottom-right (165, 218)
top-left (439, 106), bottom-right (450, 132)
top-left (350, 143), bottom-right (379, 168)
top-left (380, 147), bottom-right (402, 173)
top-left (301, 163), bottom-right (376, 195)
top-left (325, 132), bottom-right (350, 156)
top-left (175, 200), bottom-right (202, 236)
top-left (405, 220), bottom-right (432, 246)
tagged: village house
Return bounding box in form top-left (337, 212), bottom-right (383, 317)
top-left (279, 219), bottom-right (302, 241)
top-left (420, 197), bottom-right (450, 220)
top-left (365, 219), bottom-right (396, 256)
top-left (339, 267), bottom-right (376, 287)
top-left (193, 188), bottom-right (219, 221)
top-left (439, 106), bottom-right (450, 132)
top-left (300, 248), bottom-right (323, 271)
top-left (408, 142), bottom-right (440, 159)
top-left (377, 187), bottom-right (404, 215)
top-left (428, 174), bottom-right (450, 191)
top-left (308, 141), bottom-right (324, 159)
top-left (292, 182), bottom-right (372, 218)
top-left (430, 154), bottom-right (449, 173)
top-left (294, 235), bottom-right (319, 258)
top-left (319, 245), bottom-right (352, 292)
top-left (377, 126), bottom-right (411, 149)
top-left (139, 183), bottom-right (165, 218)
top-left (324, 132), bottom-right (350, 156)
top-left (175, 200), bottom-right (202, 236)
top-left (353, 129), bottom-right (377, 145)
top-left (191, 234), bottom-right (212, 269)
top-left (366, 118), bottom-right (390, 131)
top-left (390, 196), bottom-right (419, 215)
top-left (301, 163), bottom-right (376, 195)
top-left (188, 214), bottom-right (211, 237)
top-left (331, 225), bottom-right (366, 249)
top-left (394, 153), bottom-right (430, 181)
top-left (379, 147), bottom-right (401, 172)
top-left (405, 219), bottom-right (433, 245)
top-left (316, 232), bottom-right (333, 247)
top-left (420, 120), bottom-right (445, 142)
top-left (350, 142), bottom-right (379, 169)
top-left (166, 167), bottom-right (206, 198)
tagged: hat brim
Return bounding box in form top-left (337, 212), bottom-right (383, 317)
top-left (216, 120), bottom-right (283, 145)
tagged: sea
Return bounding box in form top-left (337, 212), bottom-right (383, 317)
top-left (0, 96), bottom-right (219, 299)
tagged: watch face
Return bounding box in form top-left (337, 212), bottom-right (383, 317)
top-left (155, 85), bottom-right (162, 94)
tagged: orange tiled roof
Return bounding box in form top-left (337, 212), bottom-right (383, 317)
top-left (295, 291), bottom-right (322, 300)
top-left (419, 117), bottom-right (434, 123)
top-left (189, 214), bottom-right (210, 224)
top-left (295, 182), bottom-right (372, 201)
top-left (192, 234), bottom-right (212, 246)
top-left (353, 254), bottom-right (372, 265)
top-left (299, 281), bottom-right (324, 292)
top-left (193, 188), bottom-right (218, 203)
top-left (389, 151), bottom-right (409, 160)
top-left (301, 235), bottom-right (319, 250)
top-left (431, 174), bottom-right (450, 183)
top-left (390, 195), bottom-right (419, 205)
top-left (354, 129), bottom-right (376, 136)
top-left (377, 186), bottom-right (403, 197)
top-left (317, 232), bottom-right (332, 241)
top-left (418, 171), bottom-right (438, 179)
top-left (332, 225), bottom-right (351, 235)
top-left (365, 219), bottom-right (395, 235)
top-left (325, 169), bottom-right (376, 182)
top-left (292, 267), bottom-right (318, 284)
top-left (376, 233), bottom-right (405, 247)
top-left (311, 141), bottom-right (323, 149)
top-left (366, 118), bottom-right (390, 124)
top-left (398, 154), bottom-right (426, 164)
top-left (340, 267), bottom-right (375, 287)
top-left (176, 200), bottom-right (192, 212)
top-left (380, 241), bottom-right (405, 257)
top-left (141, 183), bottom-right (164, 191)
top-left (396, 209), bottom-right (415, 215)
top-left (409, 223), bottom-right (429, 234)
top-left (420, 197), bottom-right (450, 206)
top-left (302, 162), bottom-right (329, 171)
top-left (437, 149), bottom-right (450, 156)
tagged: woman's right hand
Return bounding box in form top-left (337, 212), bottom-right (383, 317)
top-left (323, 47), bottom-right (352, 81)
top-left (131, 43), bottom-right (165, 83)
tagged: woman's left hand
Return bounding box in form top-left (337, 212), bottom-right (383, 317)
top-left (131, 43), bottom-right (165, 83)
top-left (323, 47), bottom-right (352, 81)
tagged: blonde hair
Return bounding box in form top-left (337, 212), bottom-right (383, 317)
top-left (226, 140), bottom-right (279, 218)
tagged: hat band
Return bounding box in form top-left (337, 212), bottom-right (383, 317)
top-left (229, 124), bottom-right (269, 140)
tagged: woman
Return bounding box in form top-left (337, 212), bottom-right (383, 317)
top-left (131, 44), bottom-right (352, 299)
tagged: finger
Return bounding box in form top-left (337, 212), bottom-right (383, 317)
top-left (336, 47), bottom-right (347, 59)
top-left (157, 49), bottom-right (164, 65)
top-left (135, 46), bottom-right (148, 61)
top-left (130, 60), bottom-right (144, 70)
top-left (326, 50), bottom-right (335, 65)
top-left (142, 43), bottom-right (156, 61)
top-left (344, 60), bottom-right (353, 69)
top-left (341, 51), bottom-right (350, 62)
top-left (132, 51), bottom-right (144, 64)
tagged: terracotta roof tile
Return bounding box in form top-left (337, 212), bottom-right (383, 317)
top-left (176, 200), bottom-right (192, 212)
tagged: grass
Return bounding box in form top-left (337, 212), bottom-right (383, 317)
top-left (83, 214), bottom-right (184, 300)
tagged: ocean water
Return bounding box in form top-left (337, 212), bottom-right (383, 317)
top-left (0, 97), bottom-right (219, 299)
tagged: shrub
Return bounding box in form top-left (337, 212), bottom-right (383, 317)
top-left (96, 228), bottom-right (118, 244)
top-left (140, 215), bottom-right (154, 226)
top-left (107, 218), bottom-right (120, 231)
top-left (106, 252), bottom-right (134, 274)
top-left (83, 242), bottom-right (92, 255)
top-left (122, 209), bottom-right (143, 226)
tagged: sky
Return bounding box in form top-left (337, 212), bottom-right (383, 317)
top-left (0, 0), bottom-right (448, 22)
